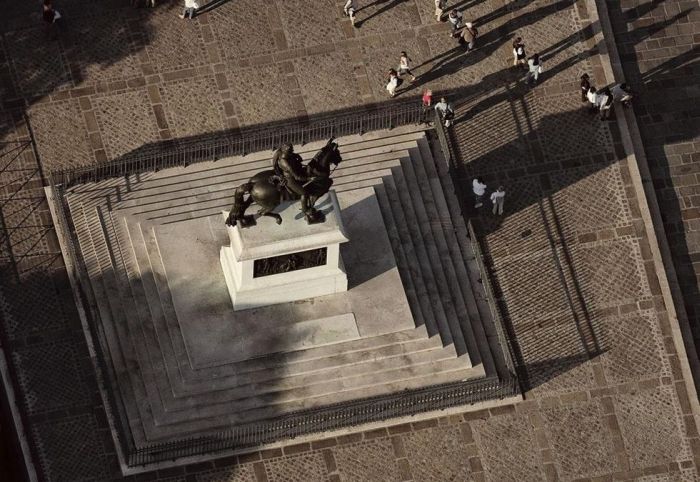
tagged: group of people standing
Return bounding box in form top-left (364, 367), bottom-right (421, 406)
top-left (473, 178), bottom-right (506, 216)
top-left (581, 73), bottom-right (633, 120)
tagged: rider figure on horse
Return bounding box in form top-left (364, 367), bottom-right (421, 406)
top-left (273, 143), bottom-right (323, 223)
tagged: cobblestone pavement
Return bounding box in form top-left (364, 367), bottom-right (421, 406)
top-left (0, 0), bottom-right (699, 481)
top-left (605, 0), bottom-right (700, 359)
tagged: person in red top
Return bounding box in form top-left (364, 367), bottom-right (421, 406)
top-left (421, 89), bottom-right (433, 125)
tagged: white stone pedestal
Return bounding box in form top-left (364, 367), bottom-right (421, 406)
top-left (220, 191), bottom-right (349, 311)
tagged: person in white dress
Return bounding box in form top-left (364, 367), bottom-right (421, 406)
top-left (397, 51), bottom-right (417, 82)
top-left (472, 178), bottom-right (487, 208)
top-left (179, 0), bottom-right (199, 19)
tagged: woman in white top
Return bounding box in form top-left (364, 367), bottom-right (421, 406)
top-left (398, 51), bottom-right (417, 82)
top-left (472, 178), bottom-right (487, 208)
top-left (179, 0), bottom-right (199, 19)
top-left (343, 0), bottom-right (357, 26)
top-left (386, 69), bottom-right (400, 97)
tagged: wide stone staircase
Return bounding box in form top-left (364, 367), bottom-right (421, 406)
top-left (60, 125), bottom-right (514, 450)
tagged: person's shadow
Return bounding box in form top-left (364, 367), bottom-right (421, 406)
top-left (193, 0), bottom-right (233, 16)
top-left (355, 0), bottom-right (410, 28)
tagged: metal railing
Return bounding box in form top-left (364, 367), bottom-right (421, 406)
top-left (130, 375), bottom-right (517, 466)
top-left (45, 184), bottom-right (136, 463)
top-left (467, 220), bottom-right (518, 378)
top-left (433, 115), bottom-right (519, 381)
top-left (47, 101), bottom-right (426, 188)
top-left (44, 103), bottom-right (522, 468)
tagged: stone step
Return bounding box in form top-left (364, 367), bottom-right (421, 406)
top-left (70, 202), bottom-right (151, 443)
top-left (372, 184), bottom-right (428, 334)
top-left (423, 133), bottom-right (509, 379)
top-left (69, 198), bottom-right (144, 437)
top-left (144, 356), bottom-right (480, 437)
top-left (71, 134), bottom-right (425, 209)
top-left (111, 147), bottom-right (417, 215)
top-left (150, 338), bottom-right (466, 415)
top-left (64, 126), bottom-right (427, 197)
top-left (408, 141), bottom-right (491, 375)
top-left (115, 154), bottom-right (409, 224)
top-left (398, 149), bottom-right (478, 365)
top-left (120, 216), bottom-right (456, 397)
top-left (390, 161), bottom-right (471, 358)
top-left (70, 131), bottom-right (422, 216)
top-left (384, 167), bottom-right (460, 352)
top-left (140, 361), bottom-right (474, 442)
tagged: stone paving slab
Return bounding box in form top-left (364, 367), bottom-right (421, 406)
top-left (1, 0), bottom-right (699, 480)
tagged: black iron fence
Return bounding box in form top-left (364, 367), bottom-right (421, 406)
top-left (43, 102), bottom-right (521, 469)
top-left (130, 375), bottom-right (517, 466)
top-left (47, 100), bottom-right (426, 188)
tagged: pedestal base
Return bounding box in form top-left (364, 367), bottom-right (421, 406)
top-left (220, 246), bottom-right (347, 311)
top-left (220, 191), bottom-right (349, 311)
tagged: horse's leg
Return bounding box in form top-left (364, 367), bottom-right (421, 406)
top-left (226, 182), bottom-right (255, 227)
top-left (255, 191), bottom-right (283, 225)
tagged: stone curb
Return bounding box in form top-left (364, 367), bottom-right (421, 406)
top-left (585, 0), bottom-right (700, 422)
top-left (0, 333), bottom-right (38, 482)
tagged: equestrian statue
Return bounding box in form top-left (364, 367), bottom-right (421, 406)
top-left (225, 138), bottom-right (342, 228)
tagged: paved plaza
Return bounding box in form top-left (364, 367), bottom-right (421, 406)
top-left (0, 0), bottom-right (699, 480)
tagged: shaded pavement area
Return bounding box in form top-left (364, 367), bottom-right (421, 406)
top-left (0, 0), bottom-right (699, 480)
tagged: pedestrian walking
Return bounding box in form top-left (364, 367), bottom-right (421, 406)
top-left (586, 86), bottom-right (598, 113)
top-left (434, 97), bottom-right (455, 127)
top-left (512, 37), bottom-right (527, 67)
top-left (526, 53), bottom-right (543, 85)
top-left (386, 69), bottom-right (402, 98)
top-left (491, 186), bottom-right (505, 215)
top-left (435, 0), bottom-right (447, 21)
top-left (472, 178), bottom-right (487, 208)
top-left (397, 52), bottom-right (417, 82)
top-left (580, 73), bottom-right (591, 102)
top-left (343, 0), bottom-right (357, 27)
top-left (448, 10), bottom-right (463, 35)
top-left (611, 83), bottom-right (633, 107)
top-left (42, 0), bottom-right (62, 39)
top-left (421, 89), bottom-right (433, 124)
top-left (460, 22), bottom-right (478, 51)
top-left (179, 0), bottom-right (199, 19)
top-left (598, 87), bottom-right (613, 120)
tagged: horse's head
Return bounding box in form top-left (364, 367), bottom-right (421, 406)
top-left (314, 138), bottom-right (342, 168)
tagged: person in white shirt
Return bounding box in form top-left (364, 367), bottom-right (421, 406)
top-left (398, 51), bottom-right (417, 82)
top-left (448, 10), bottom-right (463, 35)
top-left (386, 69), bottom-right (400, 97)
top-left (490, 186), bottom-right (505, 215)
top-left (586, 86), bottom-right (598, 113)
top-left (434, 97), bottom-right (454, 127)
top-left (597, 87), bottom-right (613, 120)
top-left (472, 178), bottom-right (487, 208)
top-left (179, 0), bottom-right (199, 19)
top-left (343, 0), bottom-right (357, 27)
top-left (435, 0), bottom-right (447, 21)
top-left (526, 53), bottom-right (543, 85)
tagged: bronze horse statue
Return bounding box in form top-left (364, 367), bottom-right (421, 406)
top-left (225, 138), bottom-right (342, 228)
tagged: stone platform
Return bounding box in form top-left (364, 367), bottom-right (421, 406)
top-left (57, 125), bottom-right (510, 450)
top-left (220, 191), bottom-right (349, 311)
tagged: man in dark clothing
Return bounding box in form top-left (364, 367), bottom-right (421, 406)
top-left (272, 144), bottom-right (308, 199)
top-left (580, 73), bottom-right (591, 102)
